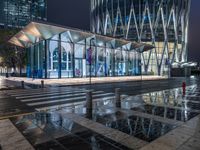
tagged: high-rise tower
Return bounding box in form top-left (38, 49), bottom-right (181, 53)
top-left (90, 0), bottom-right (191, 76)
top-left (0, 0), bottom-right (47, 28)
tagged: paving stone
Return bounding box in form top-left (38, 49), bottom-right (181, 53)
top-left (65, 113), bottom-right (148, 149)
top-left (177, 137), bottom-right (200, 150)
top-left (140, 141), bottom-right (174, 150)
top-left (0, 119), bottom-right (34, 150)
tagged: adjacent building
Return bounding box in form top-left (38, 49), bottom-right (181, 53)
top-left (0, 0), bottom-right (47, 28)
top-left (90, 0), bottom-right (191, 76)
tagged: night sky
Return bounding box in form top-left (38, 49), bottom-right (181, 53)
top-left (48, 0), bottom-right (200, 63)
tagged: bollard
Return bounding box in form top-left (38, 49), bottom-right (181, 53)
top-left (115, 88), bottom-right (121, 108)
top-left (21, 81), bottom-right (24, 89)
top-left (86, 91), bottom-right (93, 119)
top-left (41, 80), bottom-right (44, 88)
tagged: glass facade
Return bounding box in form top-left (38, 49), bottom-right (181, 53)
top-left (90, 0), bottom-right (191, 76)
top-left (0, 0), bottom-right (47, 28)
top-left (10, 22), bottom-right (153, 79)
top-left (27, 35), bottom-right (141, 79)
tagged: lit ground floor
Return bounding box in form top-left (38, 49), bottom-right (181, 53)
top-left (9, 22), bottom-right (163, 79)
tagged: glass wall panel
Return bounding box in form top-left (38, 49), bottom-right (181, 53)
top-left (39, 41), bottom-right (45, 78)
top-left (33, 44), bottom-right (39, 78)
top-left (115, 49), bottom-right (122, 76)
top-left (26, 46), bottom-right (33, 78)
top-left (26, 37), bottom-right (142, 78)
top-left (74, 44), bottom-right (86, 77)
top-left (96, 47), bottom-right (105, 77)
top-left (106, 48), bottom-right (113, 76)
top-left (61, 42), bottom-right (73, 78)
top-left (129, 52), bottom-right (135, 75)
top-left (86, 45), bottom-right (96, 77)
top-left (129, 51), bottom-right (140, 75)
top-left (122, 50), bottom-right (128, 76)
top-left (26, 41), bottom-right (45, 78)
top-left (48, 40), bottom-right (59, 78)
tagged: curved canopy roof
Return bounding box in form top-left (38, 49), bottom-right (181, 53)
top-left (9, 21), bottom-right (154, 52)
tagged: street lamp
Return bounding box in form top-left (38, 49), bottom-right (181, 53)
top-left (89, 38), bottom-right (95, 88)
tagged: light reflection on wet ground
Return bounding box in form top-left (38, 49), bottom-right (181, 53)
top-left (10, 84), bottom-right (200, 148)
top-left (11, 113), bottom-right (131, 150)
top-left (52, 85), bottom-right (200, 140)
top-left (121, 85), bottom-right (200, 122)
top-left (94, 110), bottom-right (176, 142)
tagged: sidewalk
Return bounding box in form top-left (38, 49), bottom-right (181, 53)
top-left (0, 119), bottom-right (34, 150)
top-left (5, 76), bottom-right (167, 87)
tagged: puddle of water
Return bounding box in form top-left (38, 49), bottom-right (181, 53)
top-left (97, 116), bottom-right (175, 142)
top-left (122, 85), bottom-right (200, 122)
top-left (49, 104), bottom-right (176, 142)
top-left (10, 112), bottom-right (130, 150)
top-left (19, 84), bottom-right (199, 144)
top-left (94, 111), bottom-right (175, 142)
top-left (135, 104), bottom-right (199, 122)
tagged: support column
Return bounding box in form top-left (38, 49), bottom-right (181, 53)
top-left (33, 45), bottom-right (36, 75)
top-left (44, 40), bottom-right (48, 79)
top-left (58, 34), bottom-right (62, 79)
top-left (84, 39), bottom-right (87, 77)
top-left (95, 44), bottom-right (97, 77)
top-left (72, 43), bottom-right (75, 78)
top-left (113, 49), bottom-right (115, 76)
top-left (104, 45), bottom-right (107, 76)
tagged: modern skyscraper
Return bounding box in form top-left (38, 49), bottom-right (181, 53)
top-left (0, 0), bottom-right (47, 28)
top-left (90, 0), bottom-right (191, 76)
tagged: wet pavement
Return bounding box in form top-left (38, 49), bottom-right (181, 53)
top-left (121, 85), bottom-right (200, 122)
top-left (0, 94), bottom-right (34, 119)
top-left (0, 119), bottom-right (34, 150)
top-left (10, 112), bottom-right (135, 150)
top-left (0, 77), bottom-right (200, 149)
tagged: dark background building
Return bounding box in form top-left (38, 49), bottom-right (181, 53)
top-left (0, 0), bottom-right (47, 76)
top-left (0, 0), bottom-right (47, 28)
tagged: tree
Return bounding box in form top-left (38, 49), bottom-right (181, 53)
top-left (0, 28), bottom-right (26, 76)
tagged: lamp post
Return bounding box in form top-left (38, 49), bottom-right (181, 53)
top-left (89, 38), bottom-right (95, 88)
top-left (139, 54), bottom-right (143, 92)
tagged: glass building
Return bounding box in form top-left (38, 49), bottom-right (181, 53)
top-left (0, 0), bottom-right (47, 28)
top-left (90, 0), bottom-right (191, 76)
top-left (9, 22), bottom-right (153, 79)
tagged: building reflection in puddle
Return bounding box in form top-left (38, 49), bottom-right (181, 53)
top-left (16, 84), bottom-right (199, 144)
top-left (11, 112), bottom-right (130, 149)
top-left (122, 85), bottom-right (199, 122)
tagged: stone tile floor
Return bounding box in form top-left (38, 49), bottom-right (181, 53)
top-left (141, 114), bottom-right (200, 150)
top-left (10, 112), bottom-right (136, 150)
top-left (0, 81), bottom-right (200, 149)
top-left (0, 119), bottom-right (34, 150)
